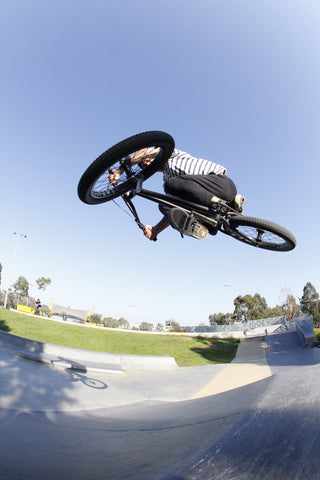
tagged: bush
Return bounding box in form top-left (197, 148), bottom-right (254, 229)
top-left (314, 328), bottom-right (320, 346)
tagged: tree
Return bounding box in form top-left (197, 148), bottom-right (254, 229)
top-left (0, 290), bottom-right (15, 308)
top-left (209, 312), bottom-right (233, 325)
top-left (313, 302), bottom-right (320, 324)
top-left (103, 317), bottom-right (119, 328)
top-left (90, 313), bottom-right (102, 324)
top-left (118, 317), bottom-right (130, 329)
top-left (12, 276), bottom-right (29, 298)
top-left (139, 322), bottom-right (154, 331)
top-left (300, 282), bottom-right (320, 323)
top-left (41, 304), bottom-right (50, 316)
top-left (4, 291), bottom-right (16, 309)
top-left (156, 323), bottom-right (164, 331)
top-left (36, 277), bottom-right (52, 291)
top-left (265, 305), bottom-right (284, 318)
top-left (165, 318), bottom-right (180, 330)
top-left (170, 320), bottom-right (180, 329)
top-left (233, 293), bottom-right (268, 322)
top-left (282, 294), bottom-right (300, 321)
top-left (0, 262), bottom-right (2, 290)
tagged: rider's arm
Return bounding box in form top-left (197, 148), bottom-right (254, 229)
top-left (144, 216), bottom-right (170, 241)
top-left (131, 147), bottom-right (160, 165)
top-left (109, 147), bottom-right (160, 185)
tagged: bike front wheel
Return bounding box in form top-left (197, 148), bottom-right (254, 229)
top-left (222, 216), bottom-right (296, 251)
top-left (78, 131), bottom-right (174, 204)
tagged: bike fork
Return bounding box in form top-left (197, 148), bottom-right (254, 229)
top-left (121, 193), bottom-right (146, 235)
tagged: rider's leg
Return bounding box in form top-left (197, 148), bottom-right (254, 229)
top-left (158, 204), bottom-right (209, 239)
top-left (164, 173), bottom-right (237, 206)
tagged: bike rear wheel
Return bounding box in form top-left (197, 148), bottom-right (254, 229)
top-left (78, 131), bottom-right (174, 204)
top-left (222, 216), bottom-right (296, 251)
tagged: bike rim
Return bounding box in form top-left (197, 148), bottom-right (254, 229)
top-left (235, 225), bottom-right (290, 248)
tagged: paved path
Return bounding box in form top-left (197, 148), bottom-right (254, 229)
top-left (0, 331), bottom-right (319, 479)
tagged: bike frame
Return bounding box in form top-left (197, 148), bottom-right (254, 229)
top-left (120, 176), bottom-right (236, 236)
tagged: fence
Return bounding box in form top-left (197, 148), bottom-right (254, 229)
top-left (178, 316), bottom-right (285, 333)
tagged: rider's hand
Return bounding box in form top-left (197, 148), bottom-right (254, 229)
top-left (109, 169), bottom-right (120, 186)
top-left (144, 225), bottom-right (157, 241)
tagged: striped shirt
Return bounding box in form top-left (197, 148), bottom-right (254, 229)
top-left (163, 149), bottom-right (227, 183)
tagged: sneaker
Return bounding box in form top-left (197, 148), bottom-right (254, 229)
top-left (233, 194), bottom-right (246, 213)
top-left (168, 208), bottom-right (208, 240)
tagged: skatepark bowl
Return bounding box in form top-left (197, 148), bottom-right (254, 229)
top-left (0, 318), bottom-right (319, 480)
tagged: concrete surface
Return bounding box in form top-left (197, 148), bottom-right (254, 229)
top-left (0, 329), bottom-right (320, 479)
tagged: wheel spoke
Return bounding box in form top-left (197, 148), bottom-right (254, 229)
top-left (222, 215), bottom-right (296, 251)
top-left (237, 226), bottom-right (286, 246)
top-left (91, 149), bottom-right (160, 199)
top-left (78, 131), bottom-right (174, 205)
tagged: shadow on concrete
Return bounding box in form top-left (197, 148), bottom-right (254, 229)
top-left (67, 369), bottom-right (108, 389)
top-left (0, 335), bottom-right (108, 414)
top-left (0, 342), bottom-right (78, 412)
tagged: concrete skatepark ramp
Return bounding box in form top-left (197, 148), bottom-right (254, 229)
top-left (0, 328), bottom-right (319, 479)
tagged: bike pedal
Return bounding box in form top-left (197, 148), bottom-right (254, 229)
top-left (190, 222), bottom-right (208, 240)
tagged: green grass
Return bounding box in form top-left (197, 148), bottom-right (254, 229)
top-left (0, 309), bottom-right (239, 367)
top-left (314, 328), bottom-right (320, 346)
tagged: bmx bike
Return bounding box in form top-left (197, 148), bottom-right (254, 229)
top-left (78, 131), bottom-right (296, 252)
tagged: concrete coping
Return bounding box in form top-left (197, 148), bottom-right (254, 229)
top-left (0, 331), bottom-right (178, 372)
top-left (295, 317), bottom-right (315, 347)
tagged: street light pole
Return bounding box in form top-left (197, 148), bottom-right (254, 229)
top-left (4, 232), bottom-right (27, 309)
top-left (224, 284), bottom-right (232, 315)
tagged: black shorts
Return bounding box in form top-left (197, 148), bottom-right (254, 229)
top-left (164, 173), bottom-right (237, 206)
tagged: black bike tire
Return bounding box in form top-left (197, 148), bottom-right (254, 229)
top-left (222, 215), bottom-right (296, 251)
top-left (78, 131), bottom-right (175, 204)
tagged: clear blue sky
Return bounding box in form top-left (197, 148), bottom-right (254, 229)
top-left (1, 0), bottom-right (319, 326)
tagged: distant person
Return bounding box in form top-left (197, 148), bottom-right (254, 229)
top-left (35, 298), bottom-right (41, 315)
